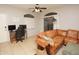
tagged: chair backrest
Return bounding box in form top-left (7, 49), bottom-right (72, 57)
top-left (16, 26), bottom-right (25, 38)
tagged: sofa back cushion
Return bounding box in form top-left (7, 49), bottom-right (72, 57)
top-left (67, 30), bottom-right (78, 39)
top-left (77, 32), bottom-right (79, 43)
top-left (64, 37), bottom-right (77, 45)
top-left (37, 32), bottom-right (46, 37)
top-left (78, 31), bottom-right (79, 40)
top-left (57, 29), bottom-right (67, 37)
top-left (45, 30), bottom-right (57, 38)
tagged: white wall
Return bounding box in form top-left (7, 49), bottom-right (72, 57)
top-left (34, 13), bottom-right (44, 33)
top-left (0, 14), bottom-right (9, 42)
top-left (38, 5), bottom-right (79, 32)
top-left (24, 18), bottom-right (36, 37)
top-left (0, 5), bottom-right (26, 43)
top-left (56, 5), bottom-right (79, 30)
top-left (0, 5), bottom-right (38, 43)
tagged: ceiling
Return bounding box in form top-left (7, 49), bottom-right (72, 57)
top-left (9, 4), bottom-right (64, 11)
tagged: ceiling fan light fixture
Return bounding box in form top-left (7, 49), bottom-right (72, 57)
top-left (35, 9), bottom-right (40, 12)
top-left (30, 4), bottom-right (47, 13)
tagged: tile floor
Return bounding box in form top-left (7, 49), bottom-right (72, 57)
top-left (0, 36), bottom-right (37, 55)
top-left (0, 36), bottom-right (64, 55)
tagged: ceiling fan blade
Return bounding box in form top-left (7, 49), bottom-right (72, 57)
top-left (40, 8), bottom-right (47, 9)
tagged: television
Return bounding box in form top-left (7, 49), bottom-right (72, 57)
top-left (8, 25), bottom-right (16, 30)
top-left (19, 25), bottom-right (26, 29)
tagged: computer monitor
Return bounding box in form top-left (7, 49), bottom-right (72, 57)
top-left (8, 25), bottom-right (16, 30)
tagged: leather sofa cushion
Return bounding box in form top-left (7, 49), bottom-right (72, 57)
top-left (77, 32), bottom-right (79, 43)
top-left (36, 38), bottom-right (48, 48)
top-left (49, 36), bottom-right (64, 54)
top-left (64, 37), bottom-right (77, 45)
top-left (67, 30), bottom-right (78, 39)
top-left (57, 29), bottom-right (67, 37)
top-left (37, 34), bottom-right (54, 46)
top-left (49, 46), bottom-right (57, 54)
top-left (78, 31), bottom-right (79, 40)
top-left (45, 30), bottom-right (57, 38)
top-left (53, 36), bottom-right (64, 44)
top-left (37, 32), bottom-right (46, 37)
top-left (77, 40), bottom-right (79, 44)
top-left (49, 36), bottom-right (64, 49)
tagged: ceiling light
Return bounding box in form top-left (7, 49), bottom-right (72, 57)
top-left (35, 9), bottom-right (40, 12)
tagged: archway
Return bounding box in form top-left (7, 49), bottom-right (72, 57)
top-left (44, 12), bottom-right (57, 31)
top-left (24, 14), bottom-right (35, 18)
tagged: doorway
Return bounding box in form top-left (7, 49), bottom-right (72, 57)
top-left (44, 16), bottom-right (56, 31)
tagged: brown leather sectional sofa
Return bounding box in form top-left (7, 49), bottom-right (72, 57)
top-left (36, 29), bottom-right (79, 55)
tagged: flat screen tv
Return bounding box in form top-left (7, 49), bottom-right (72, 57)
top-left (19, 25), bottom-right (26, 29)
top-left (8, 25), bottom-right (16, 30)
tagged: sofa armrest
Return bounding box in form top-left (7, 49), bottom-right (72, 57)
top-left (36, 37), bottom-right (48, 48)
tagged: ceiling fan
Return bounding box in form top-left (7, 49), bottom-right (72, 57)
top-left (29, 4), bottom-right (47, 12)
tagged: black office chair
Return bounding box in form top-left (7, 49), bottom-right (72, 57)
top-left (16, 26), bottom-right (25, 42)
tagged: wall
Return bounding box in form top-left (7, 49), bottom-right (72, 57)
top-left (23, 12), bottom-right (42, 37)
top-left (0, 5), bottom-right (38, 43)
top-left (24, 18), bottom-right (36, 37)
top-left (0, 14), bottom-right (8, 42)
top-left (0, 5), bottom-right (25, 43)
top-left (38, 5), bottom-right (79, 32)
top-left (56, 5), bottom-right (79, 30)
top-left (34, 13), bottom-right (44, 33)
